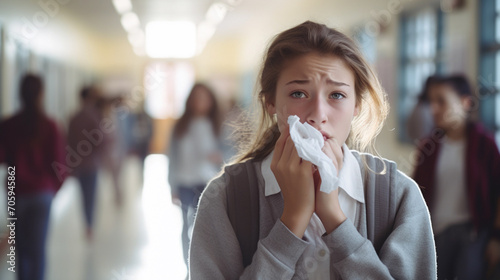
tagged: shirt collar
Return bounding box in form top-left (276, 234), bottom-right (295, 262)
top-left (261, 144), bottom-right (364, 203)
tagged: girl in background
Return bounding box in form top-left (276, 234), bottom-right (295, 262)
top-left (167, 83), bottom-right (223, 266)
top-left (413, 74), bottom-right (500, 280)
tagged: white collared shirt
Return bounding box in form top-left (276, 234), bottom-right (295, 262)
top-left (260, 144), bottom-right (364, 279)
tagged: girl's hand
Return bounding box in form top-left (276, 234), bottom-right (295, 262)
top-left (271, 125), bottom-right (315, 238)
top-left (315, 137), bottom-right (346, 234)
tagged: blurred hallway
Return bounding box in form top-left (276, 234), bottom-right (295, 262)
top-left (0, 155), bottom-right (187, 280)
top-left (0, 0), bottom-right (500, 279)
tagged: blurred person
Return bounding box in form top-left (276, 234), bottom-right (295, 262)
top-left (97, 95), bottom-right (127, 207)
top-left (0, 141), bottom-right (4, 161)
top-left (167, 83), bottom-right (223, 266)
top-left (130, 103), bottom-right (153, 186)
top-left (68, 86), bottom-right (105, 241)
top-left (189, 21), bottom-right (436, 279)
top-left (413, 74), bottom-right (500, 280)
top-left (406, 75), bottom-right (439, 142)
top-left (0, 73), bottom-right (66, 280)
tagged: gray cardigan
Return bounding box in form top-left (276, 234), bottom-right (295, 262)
top-left (189, 151), bottom-right (437, 279)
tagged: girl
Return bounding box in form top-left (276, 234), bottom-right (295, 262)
top-left (413, 75), bottom-right (500, 280)
top-left (168, 83), bottom-right (223, 266)
top-left (190, 21), bottom-right (436, 279)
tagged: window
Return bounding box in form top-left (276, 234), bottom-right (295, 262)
top-left (27, 53), bottom-right (96, 124)
top-left (2, 34), bottom-right (31, 116)
top-left (352, 26), bottom-right (376, 65)
top-left (399, 6), bottom-right (443, 142)
top-left (480, 0), bottom-right (500, 145)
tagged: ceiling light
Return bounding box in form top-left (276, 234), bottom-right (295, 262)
top-left (198, 21), bottom-right (216, 41)
top-left (112, 0), bottom-right (133, 14)
top-left (145, 21), bottom-right (196, 58)
top-left (133, 46), bottom-right (146, 56)
top-left (121, 12), bottom-right (141, 32)
top-left (206, 2), bottom-right (228, 25)
top-left (197, 21), bottom-right (216, 54)
top-left (128, 28), bottom-right (145, 46)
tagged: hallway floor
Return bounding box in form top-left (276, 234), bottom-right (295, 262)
top-left (0, 155), bottom-right (187, 280)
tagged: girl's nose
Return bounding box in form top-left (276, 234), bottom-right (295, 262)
top-left (306, 97), bottom-right (327, 126)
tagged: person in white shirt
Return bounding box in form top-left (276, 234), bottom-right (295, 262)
top-left (167, 83), bottom-right (223, 266)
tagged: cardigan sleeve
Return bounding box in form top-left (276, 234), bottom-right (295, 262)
top-left (189, 173), bottom-right (310, 280)
top-left (322, 170), bottom-right (437, 279)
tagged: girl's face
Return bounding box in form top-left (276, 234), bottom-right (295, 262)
top-left (428, 83), bottom-right (469, 130)
top-left (191, 87), bottom-right (213, 116)
top-left (267, 52), bottom-right (358, 145)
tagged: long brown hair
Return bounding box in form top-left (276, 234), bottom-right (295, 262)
top-left (173, 83), bottom-right (221, 138)
top-left (235, 21), bottom-right (389, 163)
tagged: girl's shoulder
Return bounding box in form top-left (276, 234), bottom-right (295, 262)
top-left (198, 172), bottom-right (228, 211)
top-left (352, 151), bottom-right (428, 223)
top-left (199, 159), bottom-right (262, 212)
top-left (221, 160), bottom-right (263, 192)
top-left (351, 150), bottom-right (419, 193)
top-left (350, 150), bottom-right (395, 175)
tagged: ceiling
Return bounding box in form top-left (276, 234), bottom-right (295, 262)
top-left (0, 0), bottom-right (439, 67)
top-left (61, 0), bottom-right (270, 40)
top-left (0, 0), bottom-right (439, 43)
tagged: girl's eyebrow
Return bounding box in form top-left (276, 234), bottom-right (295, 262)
top-left (327, 79), bottom-right (350, 87)
top-left (285, 79), bottom-right (350, 87)
top-left (285, 79), bottom-right (309, 85)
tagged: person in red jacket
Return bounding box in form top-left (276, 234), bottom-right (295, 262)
top-left (0, 73), bottom-right (67, 280)
top-left (413, 74), bottom-right (500, 280)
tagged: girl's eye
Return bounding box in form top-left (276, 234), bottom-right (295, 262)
top-left (290, 91), bottom-right (306, 98)
top-left (330, 92), bottom-right (345, 100)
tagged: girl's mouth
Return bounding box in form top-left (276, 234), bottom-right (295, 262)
top-left (320, 130), bottom-right (331, 141)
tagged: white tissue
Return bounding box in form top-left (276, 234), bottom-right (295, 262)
top-left (287, 115), bottom-right (338, 193)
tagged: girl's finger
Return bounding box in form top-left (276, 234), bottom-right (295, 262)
top-left (280, 135), bottom-right (296, 165)
top-left (271, 125), bottom-right (289, 167)
top-left (323, 138), bottom-right (344, 172)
